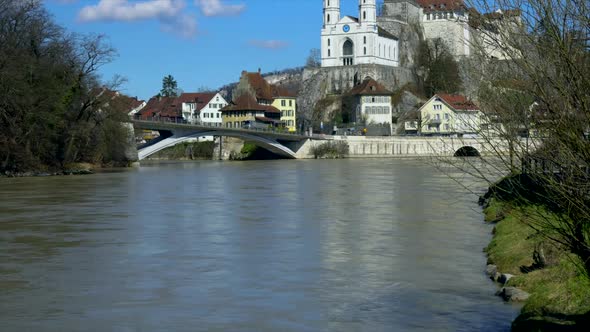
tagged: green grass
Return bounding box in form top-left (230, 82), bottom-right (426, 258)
top-left (484, 200), bottom-right (590, 330)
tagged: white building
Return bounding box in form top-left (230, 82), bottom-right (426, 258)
top-left (419, 94), bottom-right (482, 137)
top-left (178, 92), bottom-right (228, 126)
top-left (347, 77), bottom-right (393, 130)
top-left (321, 0), bottom-right (400, 68)
top-left (419, 0), bottom-right (472, 58)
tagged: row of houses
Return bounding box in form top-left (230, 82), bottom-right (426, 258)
top-left (343, 76), bottom-right (483, 137)
top-left (134, 69), bottom-right (298, 133)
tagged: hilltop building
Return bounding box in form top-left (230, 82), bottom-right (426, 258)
top-left (321, 0), bottom-right (400, 67)
top-left (321, 0), bottom-right (517, 69)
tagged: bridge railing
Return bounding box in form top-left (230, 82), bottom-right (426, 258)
top-left (134, 117), bottom-right (309, 137)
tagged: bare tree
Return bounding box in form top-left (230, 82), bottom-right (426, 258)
top-left (444, 0), bottom-right (590, 274)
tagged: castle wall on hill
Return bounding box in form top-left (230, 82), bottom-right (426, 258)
top-left (422, 19), bottom-right (472, 57)
top-left (322, 64), bottom-right (416, 95)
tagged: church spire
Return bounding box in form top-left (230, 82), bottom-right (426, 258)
top-left (359, 0), bottom-right (377, 24)
top-left (323, 0), bottom-right (340, 26)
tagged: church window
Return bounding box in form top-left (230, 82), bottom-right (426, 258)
top-left (363, 11), bottom-right (366, 20)
top-left (328, 39), bottom-right (330, 46)
top-left (364, 47), bottom-right (366, 55)
top-left (364, 36), bottom-right (366, 44)
top-left (327, 14), bottom-right (330, 23)
top-left (328, 49), bottom-right (331, 57)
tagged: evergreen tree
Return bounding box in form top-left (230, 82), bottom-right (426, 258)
top-left (160, 75), bottom-right (178, 97)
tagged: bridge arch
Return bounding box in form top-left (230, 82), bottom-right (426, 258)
top-left (137, 130), bottom-right (297, 160)
top-left (454, 146), bottom-right (481, 157)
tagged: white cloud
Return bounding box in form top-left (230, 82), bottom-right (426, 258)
top-left (78, 0), bottom-right (197, 38)
top-left (247, 39), bottom-right (289, 50)
top-left (195, 0), bottom-right (245, 17)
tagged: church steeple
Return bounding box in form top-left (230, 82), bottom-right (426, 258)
top-left (323, 0), bottom-right (340, 26)
top-left (359, 0), bottom-right (377, 24)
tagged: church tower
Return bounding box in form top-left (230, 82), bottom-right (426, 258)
top-left (323, 0), bottom-right (340, 26)
top-left (359, 0), bottom-right (377, 25)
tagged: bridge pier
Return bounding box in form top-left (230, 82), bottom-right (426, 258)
top-left (212, 137), bottom-right (245, 160)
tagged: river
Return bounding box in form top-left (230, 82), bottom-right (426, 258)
top-left (0, 159), bottom-right (519, 331)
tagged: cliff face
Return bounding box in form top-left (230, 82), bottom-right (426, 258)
top-left (296, 65), bottom-right (418, 124)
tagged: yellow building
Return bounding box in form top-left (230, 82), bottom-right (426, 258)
top-left (220, 94), bottom-right (282, 129)
top-left (232, 69), bottom-right (298, 132)
top-left (419, 94), bottom-right (481, 137)
top-left (272, 94), bottom-right (297, 132)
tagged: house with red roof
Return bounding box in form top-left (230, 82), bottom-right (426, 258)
top-left (220, 94), bottom-right (282, 129)
top-left (222, 69), bottom-right (298, 131)
top-left (177, 92), bottom-right (228, 126)
top-left (135, 92), bottom-right (228, 126)
top-left (418, 93), bottom-right (482, 136)
top-left (346, 76), bottom-right (393, 126)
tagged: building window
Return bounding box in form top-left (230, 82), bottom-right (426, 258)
top-left (289, 100), bottom-right (292, 107)
top-left (327, 14), bottom-right (330, 23)
top-left (363, 11), bottom-right (366, 20)
top-left (328, 38), bottom-right (331, 46)
top-left (328, 49), bottom-right (331, 57)
top-left (281, 100), bottom-right (286, 107)
top-left (444, 124), bottom-right (450, 130)
top-left (444, 113), bottom-right (449, 120)
top-left (427, 13), bottom-right (430, 20)
top-left (364, 47), bottom-right (366, 55)
top-left (364, 36), bottom-right (367, 44)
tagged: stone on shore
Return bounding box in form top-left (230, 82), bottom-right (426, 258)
top-left (499, 273), bottom-right (514, 285)
top-left (496, 287), bottom-right (530, 302)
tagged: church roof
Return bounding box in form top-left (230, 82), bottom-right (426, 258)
top-left (347, 77), bottom-right (392, 96)
top-left (417, 0), bottom-right (467, 12)
top-left (378, 27), bottom-right (398, 40)
top-left (342, 15), bottom-right (359, 23)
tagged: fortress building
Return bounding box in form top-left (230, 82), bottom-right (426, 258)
top-left (305, 0), bottom-right (519, 100)
top-left (321, 0), bottom-right (501, 70)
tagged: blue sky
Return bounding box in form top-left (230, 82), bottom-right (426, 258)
top-left (45, 0), bottom-right (362, 100)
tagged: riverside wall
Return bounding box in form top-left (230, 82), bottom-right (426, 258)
top-left (293, 136), bottom-right (504, 159)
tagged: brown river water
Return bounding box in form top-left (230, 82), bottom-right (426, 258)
top-left (0, 159), bottom-right (519, 331)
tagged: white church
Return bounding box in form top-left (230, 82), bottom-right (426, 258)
top-left (321, 0), bottom-right (400, 68)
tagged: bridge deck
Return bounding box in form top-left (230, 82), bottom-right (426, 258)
top-left (132, 120), bottom-right (309, 142)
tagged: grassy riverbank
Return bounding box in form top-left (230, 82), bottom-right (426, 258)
top-left (484, 199), bottom-right (590, 331)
